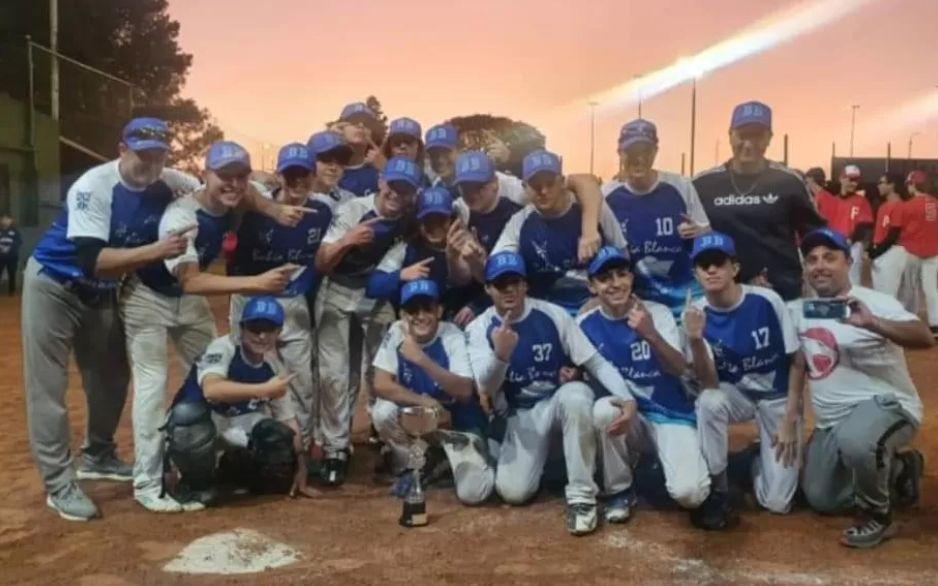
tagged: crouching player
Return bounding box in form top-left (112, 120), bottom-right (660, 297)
top-left (578, 247), bottom-right (710, 524)
top-left (163, 297), bottom-right (318, 505)
top-left (466, 252), bottom-right (637, 536)
top-left (371, 279), bottom-right (494, 505)
top-left (685, 232), bottom-right (803, 530)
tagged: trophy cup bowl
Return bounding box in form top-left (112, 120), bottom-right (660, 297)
top-left (399, 406), bottom-right (440, 438)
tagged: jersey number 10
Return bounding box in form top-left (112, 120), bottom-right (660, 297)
top-left (655, 217), bottom-right (674, 236)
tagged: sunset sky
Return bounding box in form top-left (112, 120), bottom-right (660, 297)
top-left (167, 0), bottom-right (938, 180)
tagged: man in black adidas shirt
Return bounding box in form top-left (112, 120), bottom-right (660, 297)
top-left (693, 101), bottom-right (825, 300)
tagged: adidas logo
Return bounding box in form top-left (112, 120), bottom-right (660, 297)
top-left (713, 193), bottom-right (779, 206)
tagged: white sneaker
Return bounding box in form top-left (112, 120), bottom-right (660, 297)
top-left (135, 492), bottom-right (183, 513)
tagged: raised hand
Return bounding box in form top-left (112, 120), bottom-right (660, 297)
top-left (626, 296), bottom-right (656, 340)
top-left (398, 320), bottom-right (427, 366)
top-left (154, 224), bottom-right (196, 260)
top-left (677, 213), bottom-right (706, 239)
top-left (843, 296), bottom-right (876, 330)
top-left (400, 257), bottom-right (434, 282)
top-left (490, 314), bottom-right (519, 362)
top-left (683, 289), bottom-right (706, 341)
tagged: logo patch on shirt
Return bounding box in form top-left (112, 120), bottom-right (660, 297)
top-left (202, 353), bottom-right (223, 365)
top-left (802, 327), bottom-right (839, 380)
top-left (75, 191), bottom-right (92, 211)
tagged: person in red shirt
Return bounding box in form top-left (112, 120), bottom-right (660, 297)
top-left (805, 167), bottom-right (837, 220)
top-left (898, 170), bottom-right (938, 336)
top-left (869, 173), bottom-right (909, 298)
top-left (826, 165), bottom-right (873, 284)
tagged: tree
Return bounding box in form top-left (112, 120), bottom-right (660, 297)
top-left (10, 0), bottom-right (221, 166)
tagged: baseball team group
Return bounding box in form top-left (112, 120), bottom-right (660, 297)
top-left (19, 98), bottom-right (935, 551)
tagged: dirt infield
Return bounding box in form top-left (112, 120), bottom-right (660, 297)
top-left (2, 293), bottom-right (937, 586)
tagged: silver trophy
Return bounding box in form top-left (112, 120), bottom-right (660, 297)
top-left (397, 406), bottom-right (440, 527)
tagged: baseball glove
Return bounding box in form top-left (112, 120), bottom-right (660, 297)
top-left (247, 418), bottom-right (297, 495)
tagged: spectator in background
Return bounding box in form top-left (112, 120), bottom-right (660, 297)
top-left (0, 213), bottom-right (21, 295)
top-left (869, 173), bottom-right (909, 299)
top-left (898, 170), bottom-right (938, 338)
top-left (830, 165), bottom-right (874, 285)
top-left (805, 167), bottom-right (836, 218)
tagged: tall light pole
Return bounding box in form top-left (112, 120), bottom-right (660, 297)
top-left (588, 101), bottom-right (598, 176)
top-left (849, 104), bottom-right (860, 157)
top-left (690, 76), bottom-right (698, 176)
top-left (634, 74), bottom-right (643, 119)
top-left (908, 132), bottom-right (920, 159)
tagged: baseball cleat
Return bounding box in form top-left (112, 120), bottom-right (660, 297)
top-left (566, 502), bottom-right (598, 536)
top-left (841, 514), bottom-right (897, 549)
top-left (690, 489), bottom-right (737, 531)
top-left (76, 452), bottom-right (133, 482)
top-left (604, 490), bottom-right (633, 524)
top-left (893, 449), bottom-right (924, 509)
top-left (135, 491), bottom-right (184, 513)
top-left (321, 450), bottom-right (350, 487)
top-left (46, 483), bottom-right (100, 522)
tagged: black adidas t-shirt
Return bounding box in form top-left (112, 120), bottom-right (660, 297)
top-left (693, 161), bottom-right (826, 301)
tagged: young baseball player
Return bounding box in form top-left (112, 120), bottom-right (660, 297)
top-left (314, 157), bottom-right (423, 485)
top-left (869, 173), bottom-right (908, 298)
top-left (793, 228), bottom-right (929, 548)
top-left (122, 140), bottom-right (299, 512)
top-left (366, 186), bottom-right (468, 309)
top-left (306, 130), bottom-right (357, 206)
top-left (684, 232), bottom-right (803, 530)
top-left (334, 102), bottom-right (383, 197)
top-left (897, 171), bottom-right (938, 336)
top-left (229, 142), bottom-right (340, 452)
top-left (693, 101), bottom-right (826, 301)
top-left (825, 165), bottom-right (873, 285)
top-left (381, 117), bottom-right (424, 167)
top-left (466, 251), bottom-right (636, 536)
top-left (603, 119), bottom-right (711, 317)
top-left (372, 279), bottom-right (493, 505)
top-left (578, 247), bottom-right (709, 523)
top-left (425, 123), bottom-right (460, 197)
top-left (24, 117), bottom-right (201, 521)
top-left (164, 296), bottom-right (319, 506)
top-left (490, 150), bottom-right (626, 315)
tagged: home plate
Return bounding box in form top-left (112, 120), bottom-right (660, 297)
top-left (163, 528), bottom-right (300, 575)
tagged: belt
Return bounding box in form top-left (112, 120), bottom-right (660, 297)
top-left (39, 266), bottom-right (115, 306)
top-left (329, 273), bottom-right (368, 290)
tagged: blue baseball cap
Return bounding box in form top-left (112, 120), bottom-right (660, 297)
top-left (417, 187), bottom-right (453, 220)
top-left (618, 119), bottom-right (658, 150)
top-left (588, 246), bottom-right (631, 278)
top-left (485, 251), bottom-right (527, 283)
top-left (206, 141), bottom-right (251, 172)
top-left (522, 150), bottom-right (563, 182)
top-left (454, 151), bottom-right (496, 185)
top-left (307, 131), bottom-right (353, 159)
top-left (276, 143), bottom-right (313, 173)
top-left (400, 279), bottom-right (440, 307)
top-left (425, 124), bottom-right (458, 150)
top-left (122, 117), bottom-right (170, 152)
top-left (800, 227), bottom-right (851, 256)
top-left (388, 117), bottom-right (422, 141)
top-left (691, 232), bottom-right (737, 261)
top-left (383, 157), bottom-right (423, 189)
top-left (340, 102), bottom-right (377, 122)
top-left (731, 101), bottom-right (772, 131)
top-left (240, 296), bottom-right (285, 327)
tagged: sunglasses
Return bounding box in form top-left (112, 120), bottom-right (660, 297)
top-left (402, 298), bottom-right (438, 314)
top-left (317, 151), bottom-right (352, 166)
top-left (490, 275), bottom-right (524, 291)
top-left (242, 320), bottom-right (279, 334)
top-left (694, 252), bottom-right (733, 270)
top-left (126, 127), bottom-right (171, 142)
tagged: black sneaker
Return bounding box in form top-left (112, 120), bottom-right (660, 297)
top-left (893, 449), bottom-right (924, 509)
top-left (690, 489), bottom-right (737, 531)
top-left (321, 450), bottom-right (349, 487)
top-left (841, 513), bottom-right (897, 548)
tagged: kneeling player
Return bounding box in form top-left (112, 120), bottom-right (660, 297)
top-left (578, 247), bottom-right (709, 524)
top-left (685, 233), bottom-right (803, 529)
top-left (466, 252), bottom-right (636, 536)
top-left (371, 279), bottom-right (494, 505)
top-left (163, 297), bottom-right (317, 505)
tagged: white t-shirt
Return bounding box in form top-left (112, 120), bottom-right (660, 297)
top-left (789, 286), bottom-right (923, 428)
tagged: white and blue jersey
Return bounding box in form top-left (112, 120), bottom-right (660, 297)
top-left (172, 335), bottom-right (293, 419)
top-left (230, 191), bottom-right (339, 298)
top-left (466, 298), bottom-right (599, 410)
top-left (31, 160), bottom-right (199, 291)
top-left (690, 285), bottom-right (799, 401)
top-left (322, 194), bottom-right (406, 288)
top-left (453, 172), bottom-right (527, 253)
top-left (366, 241), bottom-right (448, 307)
top-left (136, 192), bottom-right (235, 296)
top-left (339, 163), bottom-right (380, 197)
top-left (491, 198), bottom-right (626, 314)
top-left (373, 321), bottom-right (486, 432)
top-left (603, 172), bottom-right (710, 316)
top-left (578, 301), bottom-right (695, 425)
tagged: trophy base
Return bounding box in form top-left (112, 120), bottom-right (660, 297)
top-left (399, 500), bottom-right (428, 527)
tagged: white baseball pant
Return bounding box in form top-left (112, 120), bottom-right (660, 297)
top-left (372, 399), bottom-right (494, 505)
top-left (592, 397), bottom-right (710, 509)
top-left (905, 254), bottom-right (938, 327)
top-left (848, 242), bottom-right (865, 286)
top-left (495, 382), bottom-right (598, 505)
top-left (315, 277), bottom-right (394, 458)
top-left (871, 245), bottom-right (909, 299)
top-left (696, 384), bottom-right (801, 514)
top-left (230, 293), bottom-right (315, 448)
top-left (120, 276), bottom-right (216, 498)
